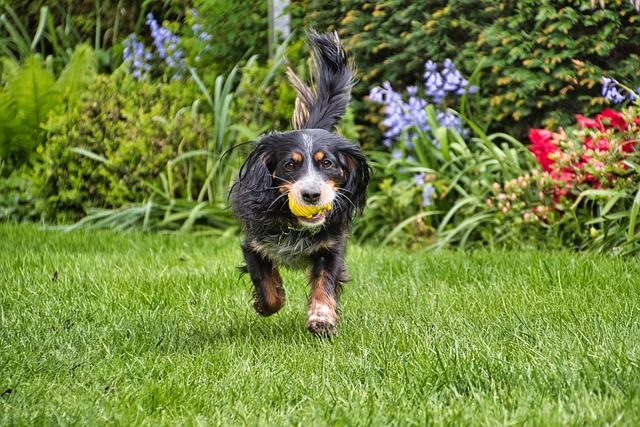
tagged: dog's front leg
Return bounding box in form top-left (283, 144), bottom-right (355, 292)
top-left (307, 251), bottom-right (346, 337)
top-left (242, 245), bottom-right (286, 316)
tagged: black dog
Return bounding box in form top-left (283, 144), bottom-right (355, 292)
top-left (230, 31), bottom-right (369, 336)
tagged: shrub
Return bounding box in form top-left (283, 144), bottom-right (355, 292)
top-left (485, 90), bottom-right (640, 254)
top-left (34, 74), bottom-right (214, 222)
top-left (0, 169), bottom-right (39, 222)
top-left (0, 45), bottom-right (96, 173)
top-left (299, 0), bottom-right (640, 143)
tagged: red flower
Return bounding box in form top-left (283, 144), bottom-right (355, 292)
top-left (620, 139), bottom-right (636, 153)
top-left (528, 129), bottom-right (559, 172)
top-left (583, 137), bottom-right (609, 152)
top-left (598, 108), bottom-right (626, 130)
top-left (576, 114), bottom-right (604, 131)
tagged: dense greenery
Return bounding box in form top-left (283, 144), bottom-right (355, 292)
top-left (2, 225), bottom-right (639, 424)
top-left (0, 45), bottom-right (96, 172)
top-left (299, 0), bottom-right (640, 141)
top-left (35, 75), bottom-right (214, 222)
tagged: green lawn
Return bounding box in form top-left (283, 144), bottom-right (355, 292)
top-left (1, 224), bottom-right (639, 426)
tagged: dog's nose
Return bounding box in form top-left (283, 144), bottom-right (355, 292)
top-left (302, 190), bottom-right (321, 204)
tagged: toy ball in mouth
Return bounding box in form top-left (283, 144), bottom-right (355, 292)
top-left (288, 193), bottom-right (332, 219)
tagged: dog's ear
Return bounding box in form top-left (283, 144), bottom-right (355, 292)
top-left (337, 142), bottom-right (370, 218)
top-left (231, 140), bottom-right (277, 215)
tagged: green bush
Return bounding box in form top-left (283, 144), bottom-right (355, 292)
top-left (231, 40), bottom-right (302, 136)
top-left (0, 45), bottom-right (96, 173)
top-left (299, 0), bottom-right (640, 142)
top-left (0, 169), bottom-right (40, 222)
top-left (34, 74), bottom-right (214, 222)
top-left (184, 0), bottom-right (270, 77)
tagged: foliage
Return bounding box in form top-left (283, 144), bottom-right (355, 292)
top-left (34, 74), bottom-right (216, 223)
top-left (355, 59), bottom-right (527, 248)
top-left (355, 114), bottom-right (535, 249)
top-left (0, 169), bottom-right (39, 222)
top-left (1, 1), bottom-right (190, 72)
top-left (298, 0), bottom-right (640, 142)
top-left (230, 38), bottom-right (304, 138)
top-left (191, 0), bottom-right (269, 73)
top-left (0, 44), bottom-right (96, 173)
top-left (486, 94), bottom-right (640, 254)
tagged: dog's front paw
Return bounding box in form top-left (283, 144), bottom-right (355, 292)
top-left (306, 319), bottom-right (338, 337)
top-left (253, 285), bottom-right (286, 317)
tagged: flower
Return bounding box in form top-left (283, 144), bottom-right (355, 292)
top-left (601, 76), bottom-right (640, 104)
top-left (527, 102), bottom-right (640, 203)
top-left (422, 184), bottom-right (436, 207)
top-left (369, 60), bottom-right (472, 147)
top-left (123, 35), bottom-right (151, 80)
top-left (528, 129), bottom-right (559, 172)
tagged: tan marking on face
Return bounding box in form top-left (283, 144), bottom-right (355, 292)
top-left (279, 182), bottom-right (291, 193)
top-left (314, 151), bottom-right (325, 162)
top-left (292, 152), bottom-right (303, 163)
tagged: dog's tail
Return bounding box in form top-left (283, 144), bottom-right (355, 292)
top-left (286, 30), bottom-right (355, 132)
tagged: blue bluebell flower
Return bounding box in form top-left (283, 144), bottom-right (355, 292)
top-left (422, 184), bottom-right (436, 207)
top-left (601, 76), bottom-right (639, 103)
top-left (123, 34), bottom-right (150, 80)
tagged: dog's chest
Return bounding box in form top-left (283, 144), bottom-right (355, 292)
top-left (249, 232), bottom-right (331, 269)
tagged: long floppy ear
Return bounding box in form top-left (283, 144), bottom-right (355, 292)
top-left (337, 142), bottom-right (370, 219)
top-left (230, 140), bottom-right (277, 219)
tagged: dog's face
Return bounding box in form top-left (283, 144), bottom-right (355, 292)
top-left (232, 129), bottom-right (369, 229)
top-left (274, 133), bottom-right (345, 227)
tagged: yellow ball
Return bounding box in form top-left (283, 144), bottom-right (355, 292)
top-left (288, 193), bottom-right (332, 218)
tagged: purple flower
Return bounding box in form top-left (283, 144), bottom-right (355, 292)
top-left (146, 13), bottom-right (185, 74)
top-left (422, 184), bottom-right (436, 207)
top-left (370, 60), bottom-right (473, 151)
top-left (123, 34), bottom-right (150, 80)
top-left (601, 76), bottom-right (640, 104)
top-left (424, 59), bottom-right (477, 103)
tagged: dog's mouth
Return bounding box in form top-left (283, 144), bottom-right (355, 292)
top-left (287, 193), bottom-right (332, 226)
top-left (296, 209), bottom-right (329, 226)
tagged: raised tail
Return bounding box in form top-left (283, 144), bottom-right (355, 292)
top-left (286, 30), bottom-right (356, 132)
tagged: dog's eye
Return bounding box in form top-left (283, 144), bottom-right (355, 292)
top-left (321, 159), bottom-right (333, 169)
top-left (284, 161), bottom-right (296, 171)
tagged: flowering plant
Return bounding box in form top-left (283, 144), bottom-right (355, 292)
top-left (122, 11), bottom-right (212, 81)
top-left (367, 60), bottom-right (477, 210)
top-left (485, 79), bottom-right (640, 252)
top-left (358, 60), bottom-right (536, 247)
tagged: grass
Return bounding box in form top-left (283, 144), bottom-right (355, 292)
top-left (1, 224), bottom-right (639, 426)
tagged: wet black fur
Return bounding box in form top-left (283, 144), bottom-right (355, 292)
top-left (229, 31), bottom-right (369, 335)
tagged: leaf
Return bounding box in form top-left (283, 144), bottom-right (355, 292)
top-left (56, 44), bottom-right (97, 102)
top-left (70, 147), bottom-right (110, 164)
top-left (627, 186), bottom-right (640, 242)
top-left (11, 56), bottom-right (57, 131)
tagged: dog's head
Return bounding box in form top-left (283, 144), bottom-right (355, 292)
top-left (231, 31), bottom-right (368, 231)
top-left (232, 129), bottom-right (369, 229)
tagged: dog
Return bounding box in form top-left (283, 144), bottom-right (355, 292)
top-left (230, 30), bottom-right (369, 337)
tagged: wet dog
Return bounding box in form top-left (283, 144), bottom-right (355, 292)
top-left (230, 31), bottom-right (369, 336)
